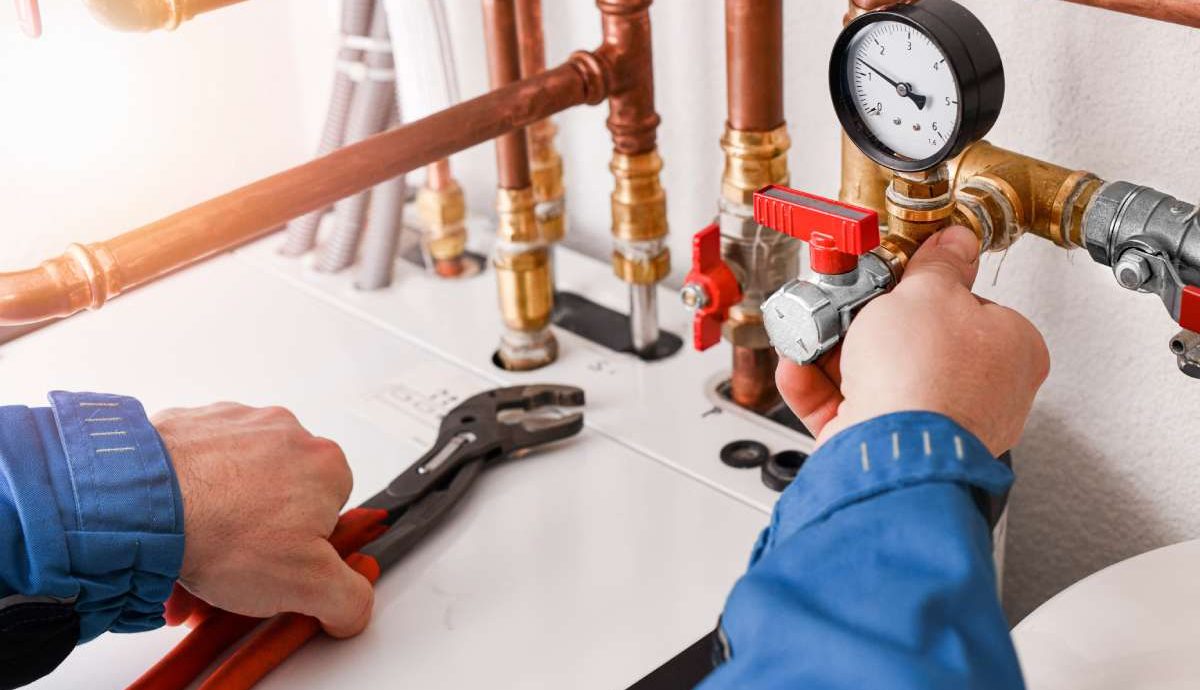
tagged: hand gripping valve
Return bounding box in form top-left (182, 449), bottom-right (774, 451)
top-left (754, 185), bottom-right (894, 365)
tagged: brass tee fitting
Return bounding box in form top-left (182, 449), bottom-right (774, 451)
top-left (610, 150), bottom-right (670, 285)
top-left (879, 166), bottom-right (956, 272)
top-left (950, 141), bottom-right (1102, 252)
top-left (494, 188), bottom-right (556, 371)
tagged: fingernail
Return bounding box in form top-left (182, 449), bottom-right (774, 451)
top-left (936, 225), bottom-right (980, 264)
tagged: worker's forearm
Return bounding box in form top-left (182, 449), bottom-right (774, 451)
top-left (701, 412), bottom-right (1025, 690)
top-left (0, 393), bottom-right (183, 687)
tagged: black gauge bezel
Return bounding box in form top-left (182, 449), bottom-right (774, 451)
top-left (829, 0), bottom-right (1004, 172)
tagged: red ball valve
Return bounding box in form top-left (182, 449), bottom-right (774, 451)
top-left (752, 185), bottom-right (880, 275)
top-left (682, 223), bottom-right (742, 351)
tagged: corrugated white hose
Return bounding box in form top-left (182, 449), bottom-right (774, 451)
top-left (316, 1), bottom-right (397, 273)
top-left (356, 104), bottom-right (406, 290)
top-left (279, 0), bottom-right (375, 257)
top-left (428, 0), bottom-right (461, 104)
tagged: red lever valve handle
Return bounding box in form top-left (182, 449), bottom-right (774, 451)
top-left (753, 185), bottom-right (880, 275)
top-left (683, 223), bottom-right (742, 351)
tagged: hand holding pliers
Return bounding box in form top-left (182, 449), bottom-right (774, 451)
top-left (129, 384), bottom-right (585, 690)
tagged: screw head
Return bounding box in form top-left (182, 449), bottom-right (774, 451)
top-left (680, 283), bottom-right (709, 311)
top-left (1114, 253), bottom-right (1153, 290)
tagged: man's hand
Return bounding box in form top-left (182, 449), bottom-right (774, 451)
top-left (779, 226), bottom-right (1049, 455)
top-left (152, 403), bottom-right (373, 638)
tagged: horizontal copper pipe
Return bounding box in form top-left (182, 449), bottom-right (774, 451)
top-left (84, 0), bottom-right (247, 31)
top-left (852, 0), bottom-right (1200, 28)
top-left (0, 56), bottom-right (607, 326)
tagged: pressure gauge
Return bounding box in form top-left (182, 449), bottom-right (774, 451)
top-left (830, 0), bottom-right (1004, 172)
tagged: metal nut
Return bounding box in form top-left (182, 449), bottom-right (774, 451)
top-left (1114, 252), bottom-right (1153, 290)
top-left (680, 283), bottom-right (709, 311)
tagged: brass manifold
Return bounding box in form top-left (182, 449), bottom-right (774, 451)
top-left (610, 149), bottom-right (670, 285)
top-left (528, 120), bottom-right (566, 245)
top-left (874, 141), bottom-right (1104, 272)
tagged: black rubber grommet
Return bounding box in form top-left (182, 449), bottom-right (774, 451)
top-left (762, 450), bottom-right (809, 492)
top-left (720, 440), bottom-right (770, 469)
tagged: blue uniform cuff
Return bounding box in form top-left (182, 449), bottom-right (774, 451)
top-left (757, 411), bottom-right (1013, 561)
top-left (46, 392), bottom-right (185, 641)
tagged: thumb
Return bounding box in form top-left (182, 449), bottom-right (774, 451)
top-left (903, 225), bottom-right (981, 290)
top-left (292, 540), bottom-right (375, 639)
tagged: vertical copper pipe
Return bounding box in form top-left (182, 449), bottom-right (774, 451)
top-left (486, 0), bottom-right (556, 370)
top-left (484, 0), bottom-right (534, 191)
top-left (516, 0), bottom-right (567, 247)
top-left (597, 0), bottom-right (669, 355)
top-left (726, 0), bottom-right (784, 132)
top-left (427, 159), bottom-right (453, 191)
top-left (724, 0), bottom-right (789, 413)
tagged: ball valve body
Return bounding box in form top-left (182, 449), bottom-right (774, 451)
top-left (754, 186), bottom-right (894, 365)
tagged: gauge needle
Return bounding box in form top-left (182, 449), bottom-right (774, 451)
top-left (857, 59), bottom-right (928, 111)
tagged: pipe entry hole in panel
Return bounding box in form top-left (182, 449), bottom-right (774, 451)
top-left (714, 379), bottom-right (812, 438)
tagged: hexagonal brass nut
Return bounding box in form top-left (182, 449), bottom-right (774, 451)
top-left (722, 312), bottom-right (771, 349)
top-left (612, 250), bottom-right (670, 285)
top-left (416, 186), bottom-right (466, 228)
top-left (890, 175), bottom-right (951, 200)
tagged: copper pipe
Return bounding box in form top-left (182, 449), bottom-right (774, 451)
top-left (517, 0), bottom-right (567, 246)
top-left (426, 160), bottom-right (453, 192)
top-left (731, 346), bottom-right (781, 412)
top-left (725, 0), bottom-right (784, 131)
top-left (597, 0), bottom-right (668, 356)
top-left (0, 56), bottom-right (607, 326)
top-left (597, 1), bottom-right (660, 156)
top-left (84, 0), bottom-right (246, 31)
top-left (851, 0), bottom-right (1200, 28)
top-left (485, 0), bottom-right (534, 190)
top-left (1063, 0), bottom-right (1200, 27)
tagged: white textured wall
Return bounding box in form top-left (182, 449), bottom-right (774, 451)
top-left (2, 0), bottom-right (1199, 621)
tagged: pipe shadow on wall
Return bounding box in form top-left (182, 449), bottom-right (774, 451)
top-left (1002, 408), bottom-right (1189, 622)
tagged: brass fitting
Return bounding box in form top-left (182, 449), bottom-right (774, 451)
top-left (950, 141), bottom-right (1103, 250)
top-left (610, 149), bottom-right (670, 284)
top-left (493, 187), bottom-right (556, 370)
top-left (839, 134), bottom-right (892, 223)
top-left (417, 182), bottom-right (468, 262)
top-left (84, 0), bottom-right (244, 32)
top-left (880, 166), bottom-right (956, 270)
top-left (528, 120), bottom-right (566, 245)
top-left (721, 125), bottom-right (791, 206)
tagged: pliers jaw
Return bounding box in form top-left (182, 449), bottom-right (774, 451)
top-left (366, 384), bottom-right (586, 512)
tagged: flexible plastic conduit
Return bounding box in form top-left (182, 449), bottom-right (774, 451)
top-left (279, 0), bottom-right (376, 256)
top-left (317, 0), bottom-right (398, 273)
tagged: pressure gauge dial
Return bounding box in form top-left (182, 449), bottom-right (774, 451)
top-left (830, 0), bottom-right (1004, 172)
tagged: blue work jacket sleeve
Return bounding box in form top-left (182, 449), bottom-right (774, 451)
top-left (700, 411), bottom-right (1025, 690)
top-left (0, 392), bottom-right (184, 645)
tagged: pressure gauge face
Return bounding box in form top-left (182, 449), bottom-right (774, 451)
top-left (830, 0), bottom-right (1004, 172)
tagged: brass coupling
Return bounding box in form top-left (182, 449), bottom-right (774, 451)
top-left (610, 149), bottom-right (669, 285)
top-left (529, 120), bottom-right (566, 245)
top-left (493, 187), bottom-right (556, 370)
top-left (417, 181), bottom-right (468, 261)
top-left (950, 141), bottom-right (1102, 251)
top-left (880, 166), bottom-right (956, 269)
top-left (721, 124), bottom-right (791, 206)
